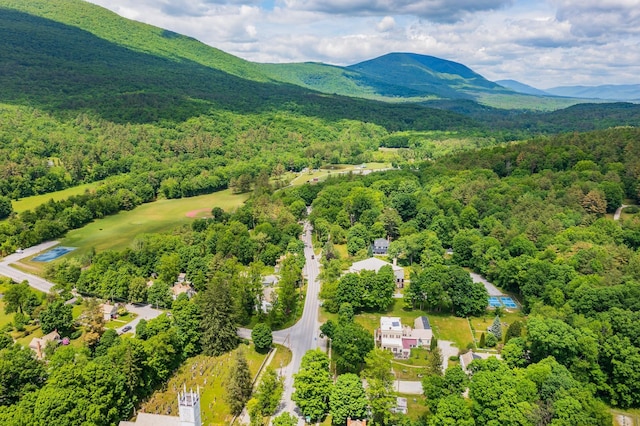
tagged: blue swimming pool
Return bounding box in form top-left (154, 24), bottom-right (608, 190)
top-left (32, 246), bottom-right (76, 262)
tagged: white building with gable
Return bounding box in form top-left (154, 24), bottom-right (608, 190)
top-left (119, 387), bottom-right (201, 426)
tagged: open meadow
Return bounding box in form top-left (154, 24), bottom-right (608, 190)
top-left (60, 189), bottom-right (249, 256)
top-left (11, 181), bottom-right (103, 213)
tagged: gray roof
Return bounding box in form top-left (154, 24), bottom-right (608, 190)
top-left (119, 413), bottom-right (180, 426)
top-left (415, 316), bottom-right (431, 330)
top-left (373, 238), bottom-right (389, 247)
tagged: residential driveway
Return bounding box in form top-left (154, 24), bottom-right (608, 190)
top-left (116, 303), bottom-right (163, 335)
top-left (395, 380), bottom-right (423, 394)
top-left (469, 272), bottom-right (502, 296)
top-left (439, 340), bottom-right (458, 373)
top-left (0, 241), bottom-right (59, 293)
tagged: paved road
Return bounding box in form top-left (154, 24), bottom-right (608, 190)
top-left (614, 204), bottom-right (630, 221)
top-left (239, 219), bottom-right (324, 424)
top-left (469, 272), bottom-right (502, 296)
top-left (0, 241), bottom-right (163, 335)
top-left (0, 241), bottom-right (60, 292)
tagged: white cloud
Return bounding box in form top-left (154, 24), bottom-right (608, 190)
top-left (377, 16), bottom-right (396, 32)
top-left (84, 0), bottom-right (640, 87)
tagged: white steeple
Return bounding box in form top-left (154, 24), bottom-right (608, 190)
top-left (177, 385), bottom-right (201, 426)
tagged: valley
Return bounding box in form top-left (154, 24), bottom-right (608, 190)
top-left (0, 1), bottom-right (639, 426)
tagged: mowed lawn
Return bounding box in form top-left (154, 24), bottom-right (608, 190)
top-left (140, 344), bottom-right (267, 425)
top-left (11, 181), bottom-right (103, 213)
top-left (61, 190), bottom-right (248, 255)
top-left (352, 299), bottom-right (475, 350)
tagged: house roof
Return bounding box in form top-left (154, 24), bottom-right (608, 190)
top-left (119, 413), bottom-right (180, 426)
top-left (350, 257), bottom-right (402, 273)
top-left (380, 316), bottom-right (402, 331)
top-left (171, 283), bottom-right (193, 296)
top-left (414, 316), bottom-right (431, 330)
top-left (101, 303), bottom-right (116, 314)
top-left (373, 238), bottom-right (389, 247)
top-left (262, 275), bottom-right (279, 285)
top-left (402, 338), bottom-right (417, 349)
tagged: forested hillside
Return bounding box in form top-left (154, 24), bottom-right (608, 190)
top-left (1, 2), bottom-right (640, 423)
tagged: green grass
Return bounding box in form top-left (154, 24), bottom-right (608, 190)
top-left (288, 163), bottom-right (391, 186)
top-left (103, 313), bottom-right (138, 329)
top-left (271, 344), bottom-right (293, 370)
top-left (399, 393), bottom-right (430, 420)
top-left (61, 189), bottom-right (248, 255)
top-left (0, 300), bottom-right (15, 331)
top-left (352, 300), bottom-right (474, 349)
top-left (140, 343), bottom-right (267, 425)
top-left (12, 181), bottom-right (103, 213)
top-left (469, 311), bottom-right (526, 345)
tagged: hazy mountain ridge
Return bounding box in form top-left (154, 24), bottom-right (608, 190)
top-left (497, 78), bottom-right (640, 102)
top-left (545, 84), bottom-right (640, 101)
top-left (496, 79), bottom-right (551, 96)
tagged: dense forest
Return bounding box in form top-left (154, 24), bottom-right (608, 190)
top-left (1, 0), bottom-right (640, 425)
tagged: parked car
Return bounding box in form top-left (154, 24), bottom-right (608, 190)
top-left (122, 325), bottom-right (132, 333)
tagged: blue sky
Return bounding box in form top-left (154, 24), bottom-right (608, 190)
top-left (85, 0), bottom-right (640, 88)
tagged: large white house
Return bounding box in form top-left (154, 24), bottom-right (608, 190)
top-left (349, 257), bottom-right (405, 288)
top-left (375, 316), bottom-right (433, 358)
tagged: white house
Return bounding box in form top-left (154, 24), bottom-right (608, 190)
top-left (375, 316), bottom-right (432, 359)
top-left (100, 303), bottom-right (118, 322)
top-left (459, 350), bottom-right (501, 373)
top-left (349, 257), bottom-right (405, 287)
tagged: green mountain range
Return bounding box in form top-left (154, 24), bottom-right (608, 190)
top-left (1, 0), bottom-right (639, 129)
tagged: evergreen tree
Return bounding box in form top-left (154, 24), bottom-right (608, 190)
top-left (488, 315), bottom-right (502, 341)
top-left (427, 347), bottom-right (444, 376)
top-left (199, 280), bottom-right (238, 356)
top-left (479, 332), bottom-right (486, 348)
top-left (226, 348), bottom-right (253, 416)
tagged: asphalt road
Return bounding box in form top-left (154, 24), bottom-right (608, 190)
top-left (0, 241), bottom-right (60, 292)
top-left (239, 219), bottom-right (324, 423)
top-left (0, 241), bottom-right (163, 335)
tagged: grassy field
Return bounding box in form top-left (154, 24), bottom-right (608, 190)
top-left (0, 300), bottom-right (14, 331)
top-left (288, 163), bottom-right (391, 186)
top-left (140, 343), bottom-right (267, 426)
top-left (352, 300), bottom-right (474, 350)
top-left (12, 181), bottom-right (103, 213)
top-left (61, 189), bottom-right (249, 256)
top-left (399, 393), bottom-right (430, 421)
top-left (469, 311), bottom-right (526, 345)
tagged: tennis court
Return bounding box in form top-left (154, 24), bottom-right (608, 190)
top-left (32, 246), bottom-right (76, 262)
top-left (487, 295), bottom-right (519, 309)
top-left (488, 296), bottom-right (502, 308)
top-left (500, 296), bottom-right (518, 309)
